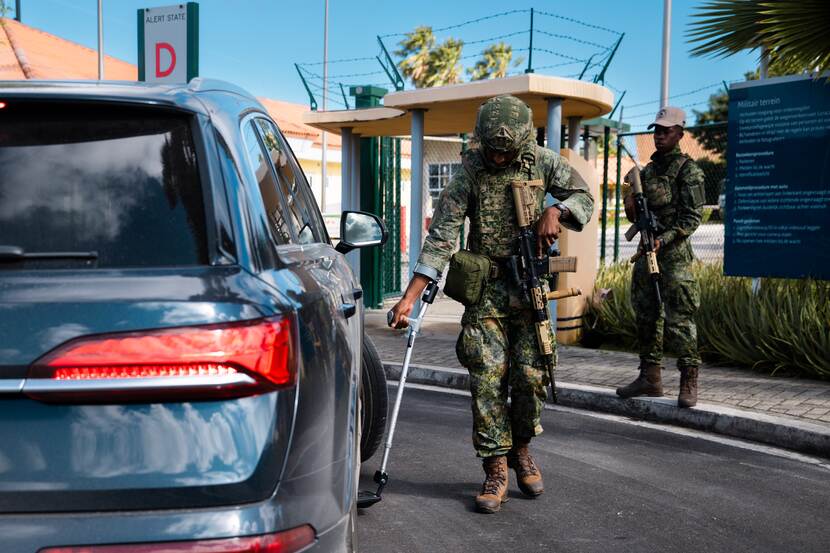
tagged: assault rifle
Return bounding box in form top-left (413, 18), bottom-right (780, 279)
top-left (621, 146), bottom-right (662, 305)
top-left (508, 179), bottom-right (581, 403)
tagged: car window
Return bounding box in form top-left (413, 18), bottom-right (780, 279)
top-left (0, 101), bottom-right (207, 269)
top-left (254, 118), bottom-right (325, 245)
top-left (272, 125), bottom-right (329, 243)
top-left (241, 120), bottom-right (293, 245)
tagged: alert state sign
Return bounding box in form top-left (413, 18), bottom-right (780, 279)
top-left (138, 3), bottom-right (199, 83)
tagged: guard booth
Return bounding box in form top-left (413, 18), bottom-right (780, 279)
top-left (305, 74), bottom-right (614, 343)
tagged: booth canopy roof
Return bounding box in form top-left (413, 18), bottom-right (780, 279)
top-left (302, 74), bottom-right (614, 137)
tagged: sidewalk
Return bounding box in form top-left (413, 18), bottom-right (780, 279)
top-left (366, 296), bottom-right (830, 457)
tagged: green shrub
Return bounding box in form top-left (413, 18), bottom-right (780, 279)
top-left (585, 262), bottom-right (830, 379)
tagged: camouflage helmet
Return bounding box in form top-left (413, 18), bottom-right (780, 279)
top-left (475, 95), bottom-right (534, 156)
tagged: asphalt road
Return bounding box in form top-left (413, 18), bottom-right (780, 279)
top-left (357, 386), bottom-right (830, 553)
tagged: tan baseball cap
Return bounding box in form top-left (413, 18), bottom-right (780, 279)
top-left (648, 106), bottom-right (686, 129)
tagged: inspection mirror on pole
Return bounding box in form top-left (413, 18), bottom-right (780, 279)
top-left (138, 3), bottom-right (199, 83)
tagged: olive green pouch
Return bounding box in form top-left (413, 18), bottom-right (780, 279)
top-left (443, 250), bottom-right (492, 306)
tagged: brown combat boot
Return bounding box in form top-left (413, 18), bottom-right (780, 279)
top-left (507, 438), bottom-right (544, 497)
top-left (678, 366), bottom-right (699, 408)
top-left (616, 362), bottom-right (664, 398)
top-left (475, 455), bottom-right (509, 514)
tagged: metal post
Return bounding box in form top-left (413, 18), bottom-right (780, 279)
top-left (546, 98), bottom-right (562, 151)
top-left (614, 108), bottom-right (624, 262)
top-left (660, 0), bottom-right (672, 108)
top-left (97, 0), bottom-right (104, 80)
top-left (350, 132), bottom-right (361, 281)
top-left (601, 125), bottom-right (610, 264)
top-left (341, 127), bottom-right (352, 211)
top-left (752, 47), bottom-right (770, 294)
top-left (15, 0), bottom-right (21, 21)
top-left (525, 7), bottom-right (534, 74)
top-left (320, 0), bottom-right (328, 212)
top-left (567, 117), bottom-right (580, 150)
top-left (409, 109), bottom-right (425, 278)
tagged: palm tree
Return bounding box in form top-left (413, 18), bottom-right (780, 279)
top-left (424, 38), bottom-right (464, 87)
top-left (395, 26), bottom-right (435, 88)
top-left (687, 0), bottom-right (830, 75)
top-left (467, 42), bottom-right (522, 81)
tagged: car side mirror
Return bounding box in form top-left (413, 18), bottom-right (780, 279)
top-left (335, 211), bottom-right (388, 254)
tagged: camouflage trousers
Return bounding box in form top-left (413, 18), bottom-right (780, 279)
top-left (631, 239), bottom-right (701, 369)
top-left (455, 279), bottom-right (552, 458)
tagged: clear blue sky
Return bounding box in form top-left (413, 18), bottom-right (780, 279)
top-left (15, 0), bottom-right (759, 129)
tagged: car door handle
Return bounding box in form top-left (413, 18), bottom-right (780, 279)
top-left (341, 303), bottom-right (357, 319)
top-left (352, 287), bottom-right (363, 300)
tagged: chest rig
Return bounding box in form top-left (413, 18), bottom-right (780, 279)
top-left (641, 153), bottom-right (689, 227)
top-left (462, 146), bottom-right (547, 258)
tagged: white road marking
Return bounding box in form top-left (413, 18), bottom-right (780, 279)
top-left (392, 380), bottom-right (830, 470)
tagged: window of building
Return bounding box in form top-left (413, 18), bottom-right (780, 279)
top-left (428, 163), bottom-right (462, 207)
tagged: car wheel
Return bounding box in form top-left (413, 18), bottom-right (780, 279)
top-left (360, 334), bottom-right (387, 461)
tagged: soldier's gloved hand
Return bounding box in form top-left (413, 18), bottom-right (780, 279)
top-left (536, 206), bottom-right (562, 257)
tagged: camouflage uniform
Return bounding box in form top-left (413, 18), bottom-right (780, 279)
top-left (413, 96), bottom-right (594, 458)
top-left (631, 146), bottom-right (705, 369)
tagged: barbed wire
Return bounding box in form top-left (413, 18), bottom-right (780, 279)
top-left (379, 8), bottom-right (530, 38)
top-left (299, 56), bottom-right (377, 67)
top-left (535, 9), bottom-right (622, 36)
top-left (624, 81), bottom-right (738, 109)
top-left (531, 47), bottom-right (589, 63)
top-left (463, 30), bottom-right (529, 46)
top-left (533, 29), bottom-right (611, 51)
top-left (460, 46), bottom-right (530, 61)
top-left (534, 60), bottom-right (587, 70)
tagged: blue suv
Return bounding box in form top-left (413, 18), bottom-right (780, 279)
top-left (0, 79), bottom-right (388, 552)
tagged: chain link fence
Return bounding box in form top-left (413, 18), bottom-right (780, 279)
top-left (601, 122), bottom-right (727, 265)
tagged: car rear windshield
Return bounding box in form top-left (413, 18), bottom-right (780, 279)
top-left (0, 101), bottom-right (208, 269)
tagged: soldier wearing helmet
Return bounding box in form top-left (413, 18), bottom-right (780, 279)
top-left (389, 95), bottom-right (594, 513)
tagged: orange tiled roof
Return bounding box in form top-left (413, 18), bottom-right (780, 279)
top-left (0, 17), bottom-right (414, 156)
top-left (258, 96), bottom-right (342, 150)
top-left (0, 17), bottom-right (135, 80)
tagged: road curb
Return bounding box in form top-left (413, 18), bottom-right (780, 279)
top-left (383, 362), bottom-right (830, 459)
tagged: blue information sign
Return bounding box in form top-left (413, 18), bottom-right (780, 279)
top-left (725, 75), bottom-right (830, 280)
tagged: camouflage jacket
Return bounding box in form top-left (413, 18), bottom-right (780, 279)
top-left (640, 146), bottom-right (705, 248)
top-left (414, 144), bottom-right (594, 279)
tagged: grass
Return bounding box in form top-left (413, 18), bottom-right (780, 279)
top-left (584, 262), bottom-right (830, 379)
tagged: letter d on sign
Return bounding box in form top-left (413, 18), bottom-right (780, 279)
top-left (155, 42), bottom-right (177, 78)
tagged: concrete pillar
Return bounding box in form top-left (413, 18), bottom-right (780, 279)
top-left (546, 98), bottom-right (562, 151)
top-left (567, 117), bottom-right (580, 150)
top-left (409, 109), bottom-right (425, 278)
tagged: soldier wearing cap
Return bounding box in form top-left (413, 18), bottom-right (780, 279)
top-left (388, 95), bottom-right (593, 513)
top-left (616, 106), bottom-right (706, 408)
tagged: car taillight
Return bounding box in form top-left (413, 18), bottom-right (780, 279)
top-left (24, 316), bottom-right (296, 403)
top-left (38, 525), bottom-right (316, 552)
